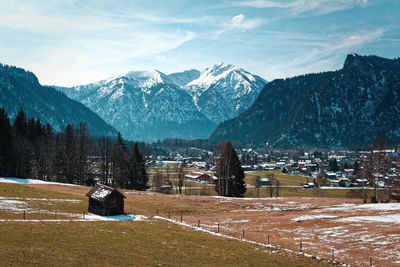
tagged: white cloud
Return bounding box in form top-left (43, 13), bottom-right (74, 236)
top-left (0, 1), bottom-right (198, 86)
top-left (234, 0), bottom-right (369, 15)
top-left (216, 14), bottom-right (263, 35)
top-left (258, 27), bottom-right (385, 80)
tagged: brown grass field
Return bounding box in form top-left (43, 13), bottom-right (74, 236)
top-left (0, 182), bottom-right (333, 267)
top-left (1, 182), bottom-right (400, 266)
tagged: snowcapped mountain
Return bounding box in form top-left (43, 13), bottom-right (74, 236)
top-left (210, 54), bottom-right (400, 148)
top-left (183, 63), bottom-right (266, 123)
top-left (167, 69), bottom-right (200, 87)
top-left (56, 70), bottom-right (215, 142)
top-left (0, 63), bottom-right (116, 136)
top-left (56, 64), bottom-right (266, 142)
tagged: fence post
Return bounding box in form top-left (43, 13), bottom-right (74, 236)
top-left (217, 223), bottom-right (219, 233)
top-left (23, 210), bottom-right (26, 220)
top-left (180, 214), bottom-right (183, 222)
top-left (332, 249), bottom-right (334, 263)
top-left (300, 240), bottom-right (302, 253)
top-left (242, 229), bottom-right (245, 239)
top-left (198, 220), bottom-right (200, 227)
top-left (83, 212), bottom-right (85, 219)
top-left (370, 257), bottom-right (372, 267)
top-left (267, 235), bottom-right (270, 244)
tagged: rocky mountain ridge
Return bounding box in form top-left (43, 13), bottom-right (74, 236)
top-left (0, 63), bottom-right (116, 136)
top-left (210, 54), bottom-right (400, 148)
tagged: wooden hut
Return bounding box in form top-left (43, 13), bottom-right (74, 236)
top-left (86, 183), bottom-right (126, 216)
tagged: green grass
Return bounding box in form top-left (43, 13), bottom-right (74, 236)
top-left (0, 183), bottom-right (86, 220)
top-left (243, 187), bottom-right (351, 198)
top-left (0, 220), bottom-right (333, 267)
top-left (245, 171), bottom-right (311, 186)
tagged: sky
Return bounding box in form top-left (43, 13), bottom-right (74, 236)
top-left (0, 0), bottom-right (399, 86)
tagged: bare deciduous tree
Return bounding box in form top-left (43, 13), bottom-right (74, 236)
top-left (175, 164), bottom-right (186, 194)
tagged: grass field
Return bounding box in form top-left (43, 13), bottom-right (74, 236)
top-left (0, 220), bottom-right (334, 267)
top-left (245, 171), bottom-right (311, 186)
top-left (0, 183), bottom-right (334, 267)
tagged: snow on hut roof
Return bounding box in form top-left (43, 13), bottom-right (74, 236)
top-left (86, 183), bottom-right (126, 201)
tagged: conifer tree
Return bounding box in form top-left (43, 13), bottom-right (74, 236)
top-left (0, 108), bottom-right (14, 176)
top-left (215, 142), bottom-right (246, 197)
top-left (63, 124), bottom-right (78, 184)
top-left (112, 132), bottom-right (129, 188)
top-left (128, 142), bottom-right (148, 190)
top-left (12, 108), bottom-right (31, 178)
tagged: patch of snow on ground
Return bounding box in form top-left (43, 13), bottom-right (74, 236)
top-left (124, 192), bottom-right (155, 196)
top-left (0, 196), bottom-right (81, 202)
top-left (354, 203), bottom-right (400, 211)
top-left (315, 203), bottom-right (400, 213)
top-left (338, 214), bottom-right (400, 224)
top-left (292, 215), bottom-right (338, 222)
top-left (222, 219), bottom-right (249, 223)
top-left (0, 177), bottom-right (79, 186)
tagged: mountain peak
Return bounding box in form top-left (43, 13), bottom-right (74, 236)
top-left (343, 54), bottom-right (399, 72)
top-left (343, 53), bottom-right (364, 70)
top-left (0, 63), bottom-right (39, 85)
top-left (116, 69), bottom-right (169, 88)
top-left (211, 54), bottom-right (400, 148)
top-left (167, 69), bottom-right (201, 87)
top-left (209, 62), bottom-right (237, 73)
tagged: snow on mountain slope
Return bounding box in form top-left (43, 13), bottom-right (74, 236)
top-left (56, 70), bottom-right (215, 142)
top-left (167, 69), bottom-right (200, 87)
top-left (184, 63), bottom-right (266, 123)
top-left (56, 64), bottom-right (266, 142)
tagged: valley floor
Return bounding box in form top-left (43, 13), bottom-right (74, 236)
top-left (1, 180), bottom-right (399, 266)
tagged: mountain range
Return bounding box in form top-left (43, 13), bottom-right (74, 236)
top-left (55, 63), bottom-right (266, 142)
top-left (0, 63), bottom-right (116, 136)
top-left (2, 54), bottom-right (398, 149)
top-left (210, 54), bottom-right (400, 148)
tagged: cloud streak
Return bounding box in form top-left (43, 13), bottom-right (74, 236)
top-left (216, 14), bottom-right (264, 35)
top-left (234, 0), bottom-right (369, 15)
top-left (0, 0), bottom-right (395, 87)
top-left (257, 27), bottom-right (385, 80)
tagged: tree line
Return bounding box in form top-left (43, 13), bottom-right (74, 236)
top-left (0, 107), bottom-right (148, 189)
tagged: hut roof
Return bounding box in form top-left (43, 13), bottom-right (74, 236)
top-left (86, 183), bottom-right (126, 201)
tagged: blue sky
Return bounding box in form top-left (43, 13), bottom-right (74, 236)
top-left (0, 0), bottom-right (399, 86)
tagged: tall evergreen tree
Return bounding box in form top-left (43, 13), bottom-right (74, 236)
top-left (13, 108), bottom-right (27, 136)
top-left (128, 142), bottom-right (148, 190)
top-left (12, 108), bottom-right (31, 178)
top-left (52, 135), bottom-right (65, 182)
top-left (112, 132), bottom-right (129, 188)
top-left (0, 108), bottom-right (14, 176)
top-left (329, 159), bottom-right (338, 172)
top-left (63, 124), bottom-right (78, 184)
top-left (215, 142), bottom-right (246, 197)
top-left (77, 123), bottom-right (92, 185)
top-left (353, 160), bottom-right (359, 175)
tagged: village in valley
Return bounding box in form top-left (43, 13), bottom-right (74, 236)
top-left (149, 145), bottom-right (400, 197)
